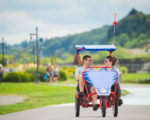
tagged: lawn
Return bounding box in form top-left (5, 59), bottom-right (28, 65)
top-left (0, 82), bottom-right (129, 115)
top-left (122, 73), bottom-right (150, 83)
top-left (0, 83), bottom-right (76, 114)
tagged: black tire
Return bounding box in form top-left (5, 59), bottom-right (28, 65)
top-left (113, 100), bottom-right (118, 117)
top-left (75, 94), bottom-right (80, 117)
top-left (101, 98), bottom-right (106, 117)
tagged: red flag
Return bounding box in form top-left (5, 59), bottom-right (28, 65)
top-left (113, 13), bottom-right (117, 25)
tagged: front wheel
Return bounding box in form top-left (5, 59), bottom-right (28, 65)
top-left (101, 98), bottom-right (106, 117)
top-left (75, 94), bottom-right (80, 117)
top-left (112, 100), bottom-right (118, 117)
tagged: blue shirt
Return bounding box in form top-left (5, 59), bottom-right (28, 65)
top-left (99, 67), bottom-right (119, 84)
top-left (75, 67), bottom-right (95, 84)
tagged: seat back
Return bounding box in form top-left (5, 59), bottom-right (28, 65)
top-left (83, 71), bottom-right (117, 96)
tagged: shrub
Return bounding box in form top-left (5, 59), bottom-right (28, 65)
top-left (119, 66), bottom-right (128, 74)
top-left (25, 67), bottom-right (68, 81)
top-left (60, 67), bottom-right (75, 79)
top-left (58, 70), bottom-right (68, 81)
top-left (3, 72), bottom-right (34, 82)
top-left (25, 68), bottom-right (46, 81)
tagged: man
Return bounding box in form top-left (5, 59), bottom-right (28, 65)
top-left (75, 55), bottom-right (99, 111)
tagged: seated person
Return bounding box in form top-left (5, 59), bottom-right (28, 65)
top-left (99, 56), bottom-right (123, 106)
top-left (75, 55), bottom-right (99, 111)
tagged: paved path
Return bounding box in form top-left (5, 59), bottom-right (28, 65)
top-left (0, 105), bottom-right (150, 120)
top-left (121, 84), bottom-right (150, 105)
top-left (0, 96), bottom-right (24, 105)
top-left (0, 84), bottom-right (150, 120)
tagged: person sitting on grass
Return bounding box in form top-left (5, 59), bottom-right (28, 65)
top-left (99, 56), bottom-right (123, 106)
top-left (75, 55), bottom-right (99, 111)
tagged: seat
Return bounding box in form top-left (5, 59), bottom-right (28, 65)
top-left (83, 71), bottom-right (117, 96)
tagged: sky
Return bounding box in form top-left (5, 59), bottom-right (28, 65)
top-left (0, 0), bottom-right (150, 45)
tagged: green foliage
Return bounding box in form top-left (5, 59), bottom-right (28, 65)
top-left (25, 67), bottom-right (46, 81)
top-left (26, 67), bottom-right (68, 81)
top-left (108, 9), bottom-right (150, 48)
top-left (129, 8), bottom-right (138, 15)
top-left (115, 33), bottom-right (130, 47)
top-left (60, 66), bottom-right (75, 79)
top-left (119, 66), bottom-right (128, 74)
top-left (58, 70), bottom-right (68, 81)
top-left (3, 72), bottom-right (34, 82)
top-left (9, 26), bottom-right (109, 58)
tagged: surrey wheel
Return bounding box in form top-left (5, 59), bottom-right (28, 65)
top-left (101, 98), bottom-right (106, 117)
top-left (112, 100), bottom-right (118, 117)
top-left (75, 94), bottom-right (80, 117)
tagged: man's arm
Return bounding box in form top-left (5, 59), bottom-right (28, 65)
top-left (75, 74), bottom-right (79, 81)
top-left (75, 68), bottom-right (80, 82)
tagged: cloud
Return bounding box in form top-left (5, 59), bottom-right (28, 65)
top-left (0, 0), bottom-right (150, 45)
top-left (0, 10), bottom-right (101, 44)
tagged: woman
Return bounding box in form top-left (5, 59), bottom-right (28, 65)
top-left (44, 65), bottom-right (53, 85)
top-left (100, 56), bottom-right (123, 106)
top-left (53, 65), bottom-right (59, 83)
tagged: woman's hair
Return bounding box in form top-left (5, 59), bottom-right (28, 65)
top-left (106, 56), bottom-right (118, 66)
top-left (47, 66), bottom-right (52, 72)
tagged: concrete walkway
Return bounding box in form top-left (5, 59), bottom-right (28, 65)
top-left (0, 95), bottom-right (24, 105)
top-left (0, 104), bottom-right (150, 120)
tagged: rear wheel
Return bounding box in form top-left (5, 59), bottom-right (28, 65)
top-left (112, 100), bottom-right (118, 117)
top-left (75, 94), bottom-right (80, 117)
top-left (101, 98), bottom-right (106, 117)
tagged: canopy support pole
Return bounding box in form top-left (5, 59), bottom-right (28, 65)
top-left (110, 51), bottom-right (112, 56)
top-left (77, 51), bottom-right (82, 67)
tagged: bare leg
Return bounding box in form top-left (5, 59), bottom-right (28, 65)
top-left (46, 78), bottom-right (48, 85)
top-left (54, 77), bottom-right (58, 83)
top-left (79, 75), bottom-right (84, 92)
top-left (90, 86), bottom-right (97, 105)
top-left (56, 77), bottom-right (58, 82)
top-left (50, 77), bottom-right (52, 85)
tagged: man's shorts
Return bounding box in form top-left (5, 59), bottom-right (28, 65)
top-left (76, 81), bottom-right (93, 95)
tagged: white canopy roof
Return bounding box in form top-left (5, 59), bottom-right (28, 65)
top-left (76, 45), bottom-right (116, 52)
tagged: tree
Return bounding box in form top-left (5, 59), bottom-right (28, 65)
top-left (129, 8), bottom-right (138, 15)
top-left (117, 33), bottom-right (130, 46)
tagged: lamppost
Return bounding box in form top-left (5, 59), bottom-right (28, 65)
top-left (1, 37), bottom-right (4, 66)
top-left (30, 35), bottom-right (36, 64)
top-left (30, 27), bottom-right (40, 84)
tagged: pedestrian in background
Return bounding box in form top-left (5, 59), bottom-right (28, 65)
top-left (44, 63), bottom-right (53, 85)
top-left (53, 65), bottom-right (59, 83)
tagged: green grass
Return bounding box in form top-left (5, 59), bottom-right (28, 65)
top-left (122, 73), bottom-right (150, 84)
top-left (0, 83), bottom-right (76, 114)
top-left (121, 89), bottom-right (130, 96)
top-left (0, 82), bottom-right (129, 115)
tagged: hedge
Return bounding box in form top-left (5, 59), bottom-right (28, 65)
top-left (3, 72), bottom-right (34, 82)
top-left (2, 67), bottom-right (69, 82)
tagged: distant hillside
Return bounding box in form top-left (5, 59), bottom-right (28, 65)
top-left (108, 8), bottom-right (150, 38)
top-left (9, 8), bottom-right (150, 58)
top-left (107, 8), bottom-right (150, 48)
top-left (42, 25), bottom-right (109, 56)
